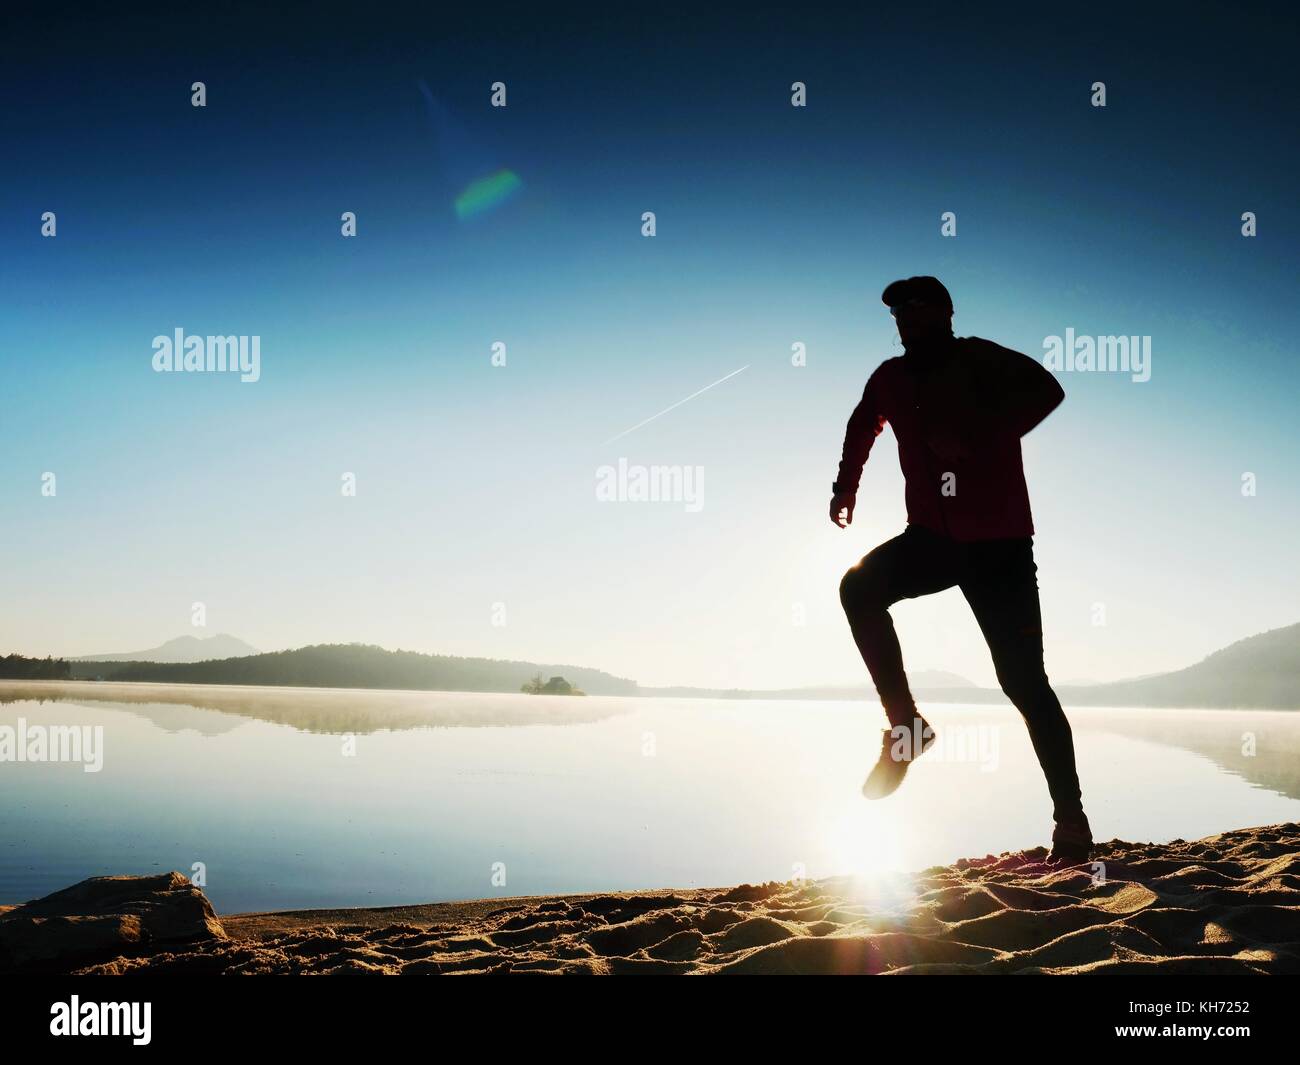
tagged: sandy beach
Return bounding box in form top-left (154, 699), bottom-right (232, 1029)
top-left (7, 821), bottom-right (1297, 976)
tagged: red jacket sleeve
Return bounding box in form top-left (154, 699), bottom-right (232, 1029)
top-left (834, 367), bottom-right (888, 494)
top-left (972, 340), bottom-right (1064, 438)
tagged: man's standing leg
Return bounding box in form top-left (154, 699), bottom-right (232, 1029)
top-left (959, 538), bottom-right (1092, 857)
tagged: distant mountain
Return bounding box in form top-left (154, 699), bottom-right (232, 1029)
top-left (68, 642), bottom-right (638, 696)
top-left (71, 634), bottom-right (260, 663)
top-left (1057, 622), bottom-right (1300, 710)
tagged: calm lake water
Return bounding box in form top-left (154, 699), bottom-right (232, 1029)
top-left (2, 680), bottom-right (1298, 914)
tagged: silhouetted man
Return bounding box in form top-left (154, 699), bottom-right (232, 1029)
top-left (830, 276), bottom-right (1092, 863)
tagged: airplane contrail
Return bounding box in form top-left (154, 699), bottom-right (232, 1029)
top-left (601, 365), bottom-right (750, 446)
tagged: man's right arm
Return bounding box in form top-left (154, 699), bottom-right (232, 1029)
top-left (830, 369), bottom-right (887, 527)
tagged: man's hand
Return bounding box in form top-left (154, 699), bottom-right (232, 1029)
top-left (829, 491), bottom-right (856, 528)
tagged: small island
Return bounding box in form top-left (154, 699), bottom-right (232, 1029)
top-left (520, 673), bottom-right (586, 696)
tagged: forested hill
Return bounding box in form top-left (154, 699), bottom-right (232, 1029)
top-left (1061, 622), bottom-right (1300, 710)
top-left (0, 653), bottom-right (71, 680)
top-left (67, 643), bottom-right (639, 696)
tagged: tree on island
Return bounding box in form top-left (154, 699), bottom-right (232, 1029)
top-left (521, 673), bottom-right (585, 696)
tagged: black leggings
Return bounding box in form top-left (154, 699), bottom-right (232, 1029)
top-left (839, 524), bottom-right (1085, 822)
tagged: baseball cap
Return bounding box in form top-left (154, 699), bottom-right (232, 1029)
top-left (880, 276), bottom-right (953, 312)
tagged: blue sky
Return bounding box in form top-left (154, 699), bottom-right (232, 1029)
top-left (1, 4), bottom-right (1297, 688)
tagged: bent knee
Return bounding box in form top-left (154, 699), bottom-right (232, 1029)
top-left (840, 564), bottom-right (888, 612)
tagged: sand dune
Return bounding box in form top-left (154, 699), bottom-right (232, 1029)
top-left (59, 822), bottom-right (1300, 975)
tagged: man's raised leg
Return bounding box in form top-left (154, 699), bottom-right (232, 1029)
top-left (839, 525), bottom-right (959, 797)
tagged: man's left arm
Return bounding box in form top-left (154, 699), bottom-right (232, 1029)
top-left (974, 340), bottom-right (1065, 438)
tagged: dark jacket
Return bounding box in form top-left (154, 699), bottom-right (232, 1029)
top-left (834, 335), bottom-right (1064, 541)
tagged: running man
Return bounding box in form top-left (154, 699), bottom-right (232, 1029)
top-left (830, 276), bottom-right (1092, 863)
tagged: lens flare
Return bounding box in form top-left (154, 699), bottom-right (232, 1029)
top-left (417, 80), bottom-right (523, 221)
top-left (454, 169), bottom-right (523, 220)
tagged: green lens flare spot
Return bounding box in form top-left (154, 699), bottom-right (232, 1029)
top-left (455, 169), bottom-right (523, 220)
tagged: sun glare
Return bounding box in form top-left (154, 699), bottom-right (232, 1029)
top-left (823, 806), bottom-right (920, 908)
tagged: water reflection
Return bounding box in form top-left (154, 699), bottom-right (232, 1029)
top-left (0, 680), bottom-right (630, 735)
top-left (1, 687), bottom-right (1297, 913)
top-left (1079, 708), bottom-right (1300, 802)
